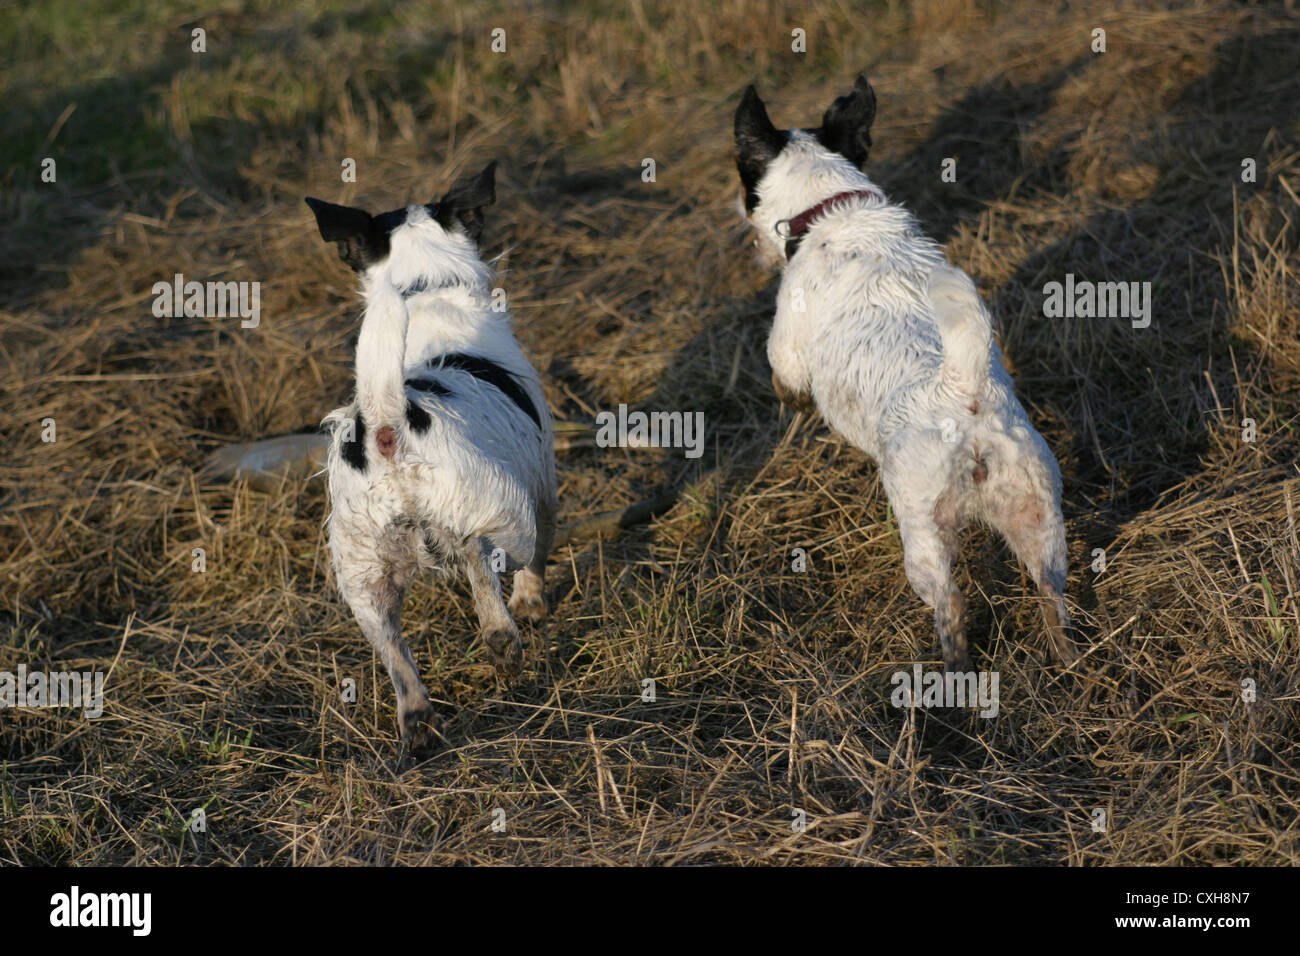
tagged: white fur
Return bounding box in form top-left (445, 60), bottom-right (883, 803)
top-left (747, 131), bottom-right (1072, 666)
top-left (322, 205), bottom-right (557, 743)
top-left (326, 213), bottom-right (552, 570)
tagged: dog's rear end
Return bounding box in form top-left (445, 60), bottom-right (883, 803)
top-left (308, 163), bottom-right (557, 754)
top-left (881, 265), bottom-right (1075, 670)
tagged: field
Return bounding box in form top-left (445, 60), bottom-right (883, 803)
top-left (2, 0), bottom-right (1298, 865)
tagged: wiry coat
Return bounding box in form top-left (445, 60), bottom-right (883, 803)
top-left (322, 225), bottom-right (554, 585)
top-left (308, 165), bottom-right (557, 753)
top-left (736, 79), bottom-right (1078, 670)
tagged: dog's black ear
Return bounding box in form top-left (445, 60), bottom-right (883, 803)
top-left (817, 73), bottom-right (877, 168)
top-left (435, 161), bottom-right (497, 243)
top-left (305, 197), bottom-right (385, 271)
top-left (734, 85), bottom-right (787, 211)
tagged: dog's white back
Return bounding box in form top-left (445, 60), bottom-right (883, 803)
top-left (735, 78), bottom-right (1079, 670)
top-left (323, 213), bottom-right (554, 570)
top-left (307, 163), bottom-right (557, 754)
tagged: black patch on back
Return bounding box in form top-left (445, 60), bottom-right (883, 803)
top-left (415, 353), bottom-right (541, 430)
top-left (341, 413), bottom-right (367, 471)
top-left (406, 378), bottom-right (453, 397)
top-left (404, 400), bottom-right (433, 434)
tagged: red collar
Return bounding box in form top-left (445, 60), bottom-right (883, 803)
top-left (777, 188), bottom-right (882, 245)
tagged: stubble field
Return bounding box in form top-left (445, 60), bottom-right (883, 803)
top-left (2, 0), bottom-right (1298, 864)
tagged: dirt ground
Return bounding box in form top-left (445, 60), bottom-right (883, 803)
top-left (2, 0), bottom-right (1298, 864)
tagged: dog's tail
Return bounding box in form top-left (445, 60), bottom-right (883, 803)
top-left (353, 277), bottom-right (410, 439)
top-left (928, 263), bottom-right (992, 397)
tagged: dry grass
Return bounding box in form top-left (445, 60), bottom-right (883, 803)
top-left (2, 0), bottom-right (1299, 865)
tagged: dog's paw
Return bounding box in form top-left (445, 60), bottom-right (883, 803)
top-left (483, 627), bottom-right (524, 680)
top-left (397, 704), bottom-right (441, 760)
top-left (508, 589), bottom-right (548, 622)
top-left (772, 370), bottom-right (817, 415)
top-left (1048, 629), bottom-right (1082, 668)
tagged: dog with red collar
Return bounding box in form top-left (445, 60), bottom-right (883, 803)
top-left (734, 75), bottom-right (1079, 672)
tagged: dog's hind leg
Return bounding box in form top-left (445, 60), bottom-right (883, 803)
top-left (896, 504), bottom-right (971, 672)
top-left (465, 543), bottom-right (524, 679)
top-left (983, 481), bottom-right (1079, 666)
top-left (884, 440), bottom-right (972, 671)
top-left (338, 567), bottom-right (438, 752)
top-left (509, 501), bottom-right (554, 623)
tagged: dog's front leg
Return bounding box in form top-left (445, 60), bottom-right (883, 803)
top-left (768, 307), bottom-right (817, 415)
top-left (465, 543), bottom-right (524, 679)
top-left (771, 368), bottom-right (817, 415)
